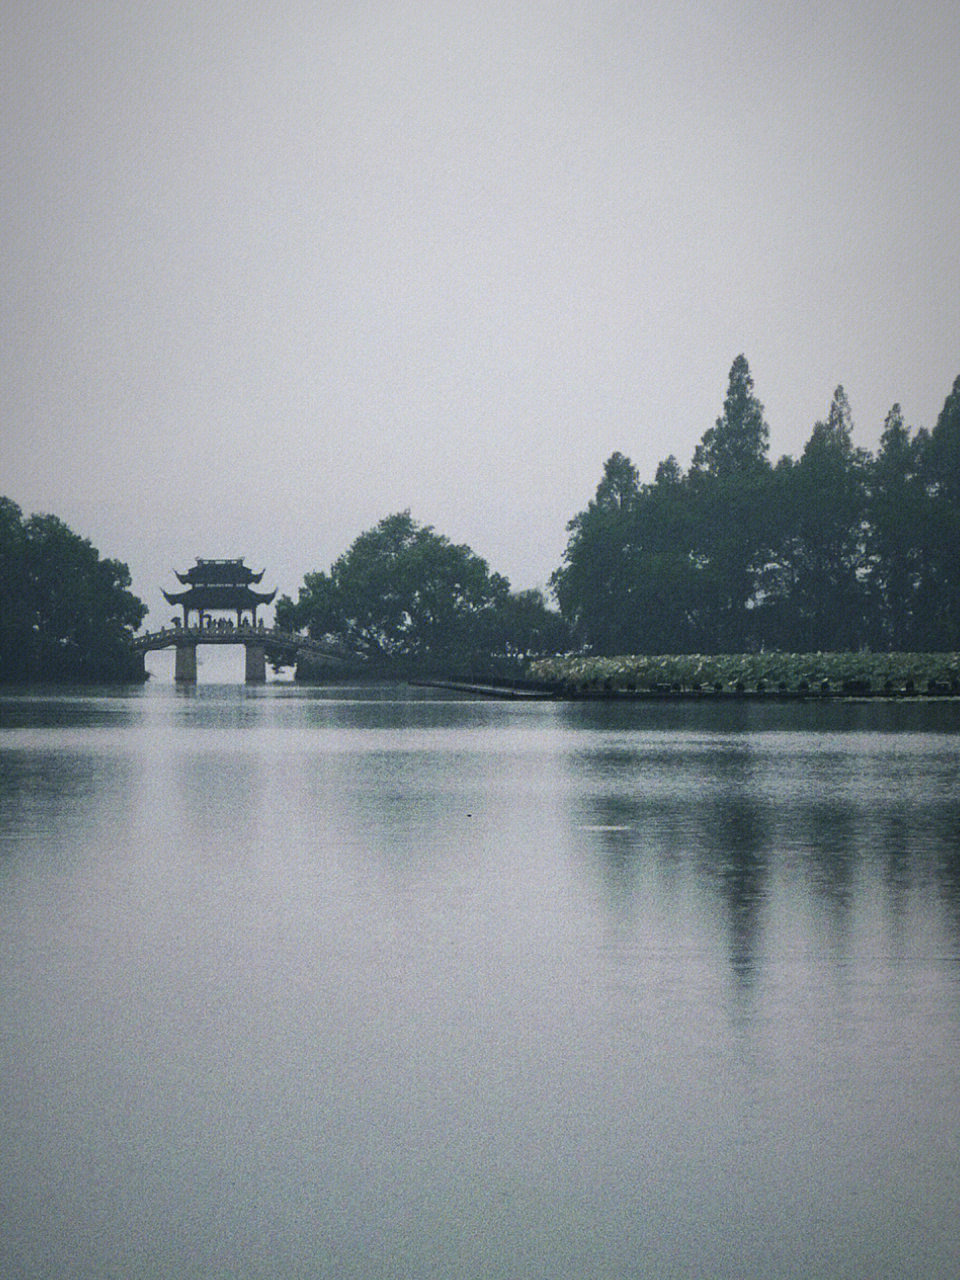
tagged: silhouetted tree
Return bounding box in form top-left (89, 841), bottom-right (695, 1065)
top-left (773, 387), bottom-right (870, 650)
top-left (0, 498), bottom-right (31, 680)
top-left (688, 355), bottom-right (774, 649)
top-left (866, 405), bottom-right (926, 648)
top-left (692, 354), bottom-right (770, 480)
top-left (0, 501), bottom-right (146, 682)
top-left (485, 589), bottom-right (571, 663)
top-left (630, 458), bottom-right (702, 651)
top-left (551, 452), bottom-right (643, 652)
top-left (918, 375), bottom-right (960, 647)
top-left (282, 512), bottom-right (514, 674)
top-left (551, 366), bottom-right (960, 656)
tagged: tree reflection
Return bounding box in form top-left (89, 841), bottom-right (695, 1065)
top-left (565, 712), bottom-right (960, 1016)
top-left (697, 795), bottom-right (769, 992)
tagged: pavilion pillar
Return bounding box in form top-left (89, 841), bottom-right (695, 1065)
top-left (175, 641), bottom-right (198, 684)
top-left (245, 641), bottom-right (266, 684)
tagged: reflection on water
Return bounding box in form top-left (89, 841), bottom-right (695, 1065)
top-left (1, 685), bottom-right (959, 1280)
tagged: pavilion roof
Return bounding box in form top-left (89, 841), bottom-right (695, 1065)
top-left (174, 558), bottom-right (265, 587)
top-left (162, 584), bottom-right (277, 610)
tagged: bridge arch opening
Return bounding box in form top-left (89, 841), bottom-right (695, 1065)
top-left (144, 645), bottom-right (259, 685)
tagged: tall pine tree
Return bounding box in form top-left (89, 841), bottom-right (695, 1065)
top-left (689, 355), bottom-right (773, 650)
top-left (918, 375), bottom-right (960, 647)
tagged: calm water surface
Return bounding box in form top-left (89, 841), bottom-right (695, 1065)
top-left (1, 683), bottom-right (959, 1280)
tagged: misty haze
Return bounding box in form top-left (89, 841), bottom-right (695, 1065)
top-left (2, 4), bottom-right (959, 1279)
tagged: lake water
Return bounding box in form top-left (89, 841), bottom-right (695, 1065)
top-left (1, 681), bottom-right (959, 1280)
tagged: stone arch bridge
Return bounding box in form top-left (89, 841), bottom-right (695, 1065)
top-left (136, 556), bottom-right (355, 683)
top-left (132, 623), bottom-right (352, 684)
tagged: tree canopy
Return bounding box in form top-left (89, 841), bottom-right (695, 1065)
top-left (691, 353), bottom-right (769, 480)
top-left (553, 364), bottom-right (960, 655)
top-left (277, 511), bottom-right (567, 676)
top-left (0, 499), bottom-right (146, 682)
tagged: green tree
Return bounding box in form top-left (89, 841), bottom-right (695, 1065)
top-left (917, 374), bottom-right (960, 647)
top-left (0, 501), bottom-right (146, 682)
top-left (749, 454), bottom-right (804, 649)
top-left (784, 387), bottom-right (870, 649)
top-left (285, 512), bottom-right (511, 673)
top-left (550, 370), bottom-right (960, 658)
top-left (485, 589), bottom-right (571, 664)
top-left (866, 405), bottom-right (926, 648)
top-left (630, 457), bottom-right (701, 652)
top-left (0, 498), bottom-right (31, 680)
top-left (551, 452), bottom-right (643, 653)
top-left (688, 355), bottom-right (774, 650)
top-left (692, 354), bottom-right (770, 480)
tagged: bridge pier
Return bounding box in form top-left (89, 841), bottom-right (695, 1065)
top-left (175, 641), bottom-right (198, 683)
top-left (244, 641), bottom-right (266, 684)
top-left (134, 625), bottom-right (346, 682)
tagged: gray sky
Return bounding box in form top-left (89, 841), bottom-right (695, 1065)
top-left (2, 0), bottom-right (958, 624)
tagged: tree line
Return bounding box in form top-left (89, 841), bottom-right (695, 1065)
top-left (0, 498), bottom-right (146, 683)
top-left (552, 358), bottom-right (960, 655)
top-left (279, 361), bottom-right (960, 672)
top-left (4, 358), bottom-right (958, 683)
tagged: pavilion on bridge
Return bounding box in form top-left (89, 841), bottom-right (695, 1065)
top-left (161, 558), bottom-right (277, 682)
top-left (163, 558), bottom-right (277, 629)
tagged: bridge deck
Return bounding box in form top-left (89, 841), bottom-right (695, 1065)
top-left (133, 624), bottom-right (350, 662)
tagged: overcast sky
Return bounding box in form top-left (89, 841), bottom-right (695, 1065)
top-left (2, 0), bottom-right (958, 624)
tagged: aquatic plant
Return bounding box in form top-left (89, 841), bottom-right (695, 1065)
top-left (528, 652), bottom-right (960, 695)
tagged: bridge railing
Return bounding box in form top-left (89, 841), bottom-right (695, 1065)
top-left (132, 623), bottom-right (352, 660)
top-left (135, 621), bottom-right (273, 641)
